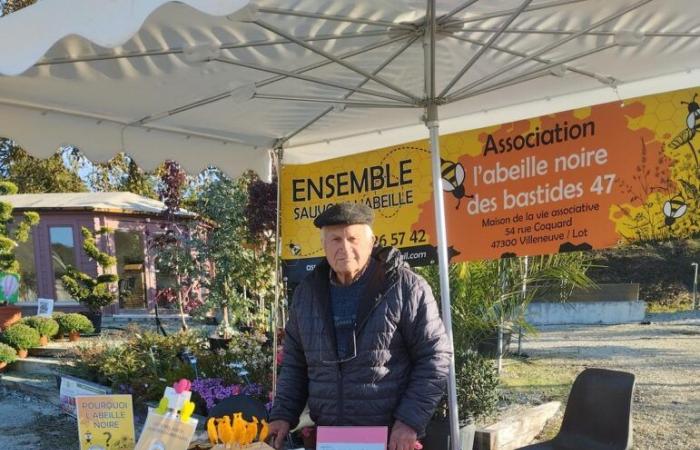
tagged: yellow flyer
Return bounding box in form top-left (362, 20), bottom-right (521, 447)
top-left (134, 407), bottom-right (198, 450)
top-left (75, 394), bottom-right (135, 450)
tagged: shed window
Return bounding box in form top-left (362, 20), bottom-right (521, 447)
top-left (49, 226), bottom-right (77, 301)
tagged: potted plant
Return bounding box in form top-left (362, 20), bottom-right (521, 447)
top-left (52, 312), bottom-right (65, 338)
top-left (0, 322), bottom-right (40, 358)
top-left (61, 227), bottom-right (118, 333)
top-left (0, 181), bottom-right (39, 328)
top-left (22, 316), bottom-right (59, 346)
top-left (55, 313), bottom-right (94, 341)
top-left (423, 350), bottom-right (500, 450)
top-left (0, 342), bottom-right (17, 370)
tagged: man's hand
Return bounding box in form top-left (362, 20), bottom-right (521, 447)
top-left (267, 420), bottom-right (290, 450)
top-left (389, 419), bottom-right (418, 450)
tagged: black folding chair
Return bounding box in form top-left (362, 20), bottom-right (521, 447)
top-left (519, 368), bottom-right (635, 450)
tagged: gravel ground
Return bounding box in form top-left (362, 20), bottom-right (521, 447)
top-left (516, 310), bottom-right (700, 450)
top-left (0, 388), bottom-right (79, 449)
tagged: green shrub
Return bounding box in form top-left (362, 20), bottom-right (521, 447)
top-left (0, 323), bottom-right (40, 350)
top-left (0, 342), bottom-right (17, 363)
top-left (22, 316), bottom-right (60, 338)
top-left (55, 313), bottom-right (94, 334)
top-left (455, 350), bottom-right (500, 420)
top-left (434, 350), bottom-right (500, 422)
top-left (70, 326), bottom-right (273, 414)
top-left (71, 326), bottom-right (207, 405)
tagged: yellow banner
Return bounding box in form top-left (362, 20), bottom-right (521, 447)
top-left (281, 86), bottom-right (700, 279)
top-left (76, 394), bottom-right (135, 450)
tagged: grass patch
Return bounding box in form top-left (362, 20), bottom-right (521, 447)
top-left (498, 357), bottom-right (581, 441)
top-left (500, 357), bottom-right (578, 400)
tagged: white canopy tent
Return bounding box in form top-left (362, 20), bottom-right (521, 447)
top-left (1, 1), bottom-right (700, 448)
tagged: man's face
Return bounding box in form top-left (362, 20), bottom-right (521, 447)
top-left (322, 224), bottom-right (375, 282)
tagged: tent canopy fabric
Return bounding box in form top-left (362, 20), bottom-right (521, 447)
top-left (1, 0), bottom-right (699, 178)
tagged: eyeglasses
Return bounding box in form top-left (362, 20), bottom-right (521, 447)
top-left (321, 329), bottom-right (357, 364)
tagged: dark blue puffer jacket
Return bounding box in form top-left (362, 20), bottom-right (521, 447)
top-left (270, 246), bottom-right (451, 436)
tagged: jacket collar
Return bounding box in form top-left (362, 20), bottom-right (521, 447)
top-left (310, 246), bottom-right (405, 348)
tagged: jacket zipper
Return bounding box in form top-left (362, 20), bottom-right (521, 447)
top-left (338, 279), bottom-right (398, 423)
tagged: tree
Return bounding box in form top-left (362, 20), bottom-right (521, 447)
top-left (61, 227), bottom-right (119, 315)
top-left (154, 160), bottom-right (196, 330)
top-left (193, 176), bottom-right (274, 337)
top-left (0, 141), bottom-right (86, 193)
top-left (419, 253), bottom-right (595, 353)
top-left (1, 0), bottom-right (36, 16)
top-left (0, 181), bottom-right (39, 304)
top-left (245, 173), bottom-right (277, 240)
top-left (120, 158), bottom-right (157, 198)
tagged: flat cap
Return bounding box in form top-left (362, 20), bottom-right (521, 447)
top-left (313, 202), bottom-right (374, 228)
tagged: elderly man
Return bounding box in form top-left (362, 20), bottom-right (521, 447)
top-left (269, 202), bottom-right (451, 450)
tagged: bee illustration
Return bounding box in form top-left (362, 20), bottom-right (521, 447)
top-left (663, 194), bottom-right (687, 227)
top-left (440, 158), bottom-right (473, 209)
top-left (669, 93), bottom-right (700, 165)
top-left (288, 242), bottom-right (301, 256)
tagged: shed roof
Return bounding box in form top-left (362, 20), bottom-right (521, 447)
top-left (0, 192), bottom-right (196, 218)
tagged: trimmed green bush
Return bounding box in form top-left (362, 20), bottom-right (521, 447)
top-left (22, 316), bottom-right (60, 338)
top-left (455, 350), bottom-right (500, 420)
top-left (0, 323), bottom-right (40, 350)
top-left (0, 342), bottom-right (17, 364)
top-left (55, 313), bottom-right (94, 334)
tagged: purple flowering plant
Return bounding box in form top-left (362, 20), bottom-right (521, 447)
top-left (191, 378), bottom-right (266, 410)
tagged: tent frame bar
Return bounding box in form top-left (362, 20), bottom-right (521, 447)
top-left (254, 19), bottom-right (420, 102)
top-left (281, 35), bottom-right (421, 143)
top-left (33, 30), bottom-right (394, 67)
top-left (135, 33), bottom-right (412, 126)
top-left (445, 33), bottom-right (607, 82)
top-left (444, 0), bottom-right (587, 26)
top-left (252, 94), bottom-right (413, 108)
top-left (257, 6), bottom-right (415, 30)
top-left (439, 0), bottom-right (532, 98)
top-left (447, 27), bottom-right (700, 39)
top-left (446, 0), bottom-right (652, 100)
top-left (438, 0), bottom-right (480, 26)
top-left (215, 56), bottom-right (417, 105)
top-left (453, 42), bottom-right (617, 101)
top-left (0, 97), bottom-right (263, 147)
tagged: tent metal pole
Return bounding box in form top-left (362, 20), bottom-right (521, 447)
top-left (426, 2), bottom-right (460, 448)
top-left (272, 145), bottom-right (283, 399)
top-left (427, 105), bottom-right (461, 450)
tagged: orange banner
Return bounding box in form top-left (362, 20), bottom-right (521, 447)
top-left (281, 86), bottom-right (700, 280)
